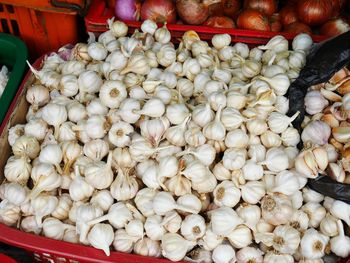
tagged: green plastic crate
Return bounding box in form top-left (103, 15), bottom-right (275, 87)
top-left (0, 33), bottom-right (28, 124)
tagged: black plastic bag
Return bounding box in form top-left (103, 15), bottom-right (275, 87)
top-left (287, 31), bottom-right (350, 203)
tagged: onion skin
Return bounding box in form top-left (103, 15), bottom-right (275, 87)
top-left (243, 0), bottom-right (277, 17)
top-left (176, 0), bottom-right (221, 25)
top-left (297, 0), bottom-right (333, 26)
top-left (332, 0), bottom-right (346, 18)
top-left (279, 5), bottom-right (299, 26)
top-left (237, 9), bottom-right (270, 31)
top-left (115, 0), bottom-right (141, 21)
top-left (320, 18), bottom-right (350, 37)
top-left (270, 13), bottom-right (282, 32)
top-left (284, 21), bottom-right (312, 35)
top-left (204, 16), bottom-right (236, 28)
top-left (223, 0), bottom-right (241, 17)
top-left (141, 0), bottom-right (177, 23)
top-left (209, 0), bottom-right (241, 17)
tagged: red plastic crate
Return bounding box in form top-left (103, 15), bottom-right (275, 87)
top-left (0, 1), bottom-right (85, 58)
top-left (84, 0), bottom-right (328, 44)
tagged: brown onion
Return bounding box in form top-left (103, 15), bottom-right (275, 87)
top-left (204, 16), bottom-right (235, 28)
top-left (237, 9), bottom-right (270, 31)
top-left (270, 13), bottom-right (282, 32)
top-left (332, 0), bottom-right (346, 18)
top-left (223, 0), bottom-right (241, 17)
top-left (279, 5), bottom-right (299, 26)
top-left (243, 0), bottom-right (277, 17)
top-left (284, 21), bottom-right (312, 35)
top-left (209, 0), bottom-right (241, 17)
top-left (320, 18), bottom-right (350, 37)
top-left (297, 0), bottom-right (333, 26)
top-left (176, 0), bottom-right (221, 25)
top-left (141, 0), bottom-right (177, 23)
top-left (209, 2), bottom-right (224, 16)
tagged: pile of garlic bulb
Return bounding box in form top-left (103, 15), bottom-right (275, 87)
top-left (1, 18), bottom-right (349, 262)
top-left (296, 67), bottom-right (350, 184)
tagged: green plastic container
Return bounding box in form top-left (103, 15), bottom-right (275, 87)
top-left (0, 33), bottom-right (28, 124)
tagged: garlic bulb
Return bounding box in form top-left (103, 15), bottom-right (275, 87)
top-left (212, 244), bottom-right (236, 263)
top-left (83, 139), bottom-right (109, 161)
top-left (153, 191), bottom-right (197, 215)
top-left (113, 229), bottom-right (138, 253)
top-left (320, 214), bottom-right (339, 237)
top-left (240, 181), bottom-right (265, 205)
top-left (110, 167), bottom-right (138, 201)
top-left (161, 233), bottom-right (195, 261)
top-left (210, 207), bottom-right (243, 235)
top-left (24, 118), bottom-right (48, 141)
top-left (30, 163), bottom-right (61, 199)
top-left (90, 190), bottom-right (114, 212)
top-left (69, 166), bottom-right (94, 201)
top-left (330, 220), bottom-right (350, 257)
top-left (134, 238), bottom-right (161, 258)
top-left (227, 224), bottom-right (252, 248)
top-left (88, 223), bottom-right (114, 256)
top-left (85, 151), bottom-right (113, 189)
top-left (51, 194), bottom-right (72, 220)
top-left (180, 214), bottom-right (206, 241)
top-left (330, 200), bottom-right (350, 226)
top-left (237, 204), bottom-right (261, 231)
top-left (302, 202), bottom-right (326, 228)
top-left (144, 215), bottom-right (165, 241)
top-left (261, 147), bottom-right (289, 172)
top-left (301, 120), bottom-right (331, 145)
top-left (295, 146), bottom-right (328, 178)
top-left (203, 106), bottom-right (226, 141)
top-left (4, 156), bottom-right (31, 184)
top-left (12, 135), bottom-right (40, 159)
top-left (20, 216), bottom-right (41, 234)
top-left (42, 217), bottom-right (74, 240)
top-left (261, 193), bottom-right (293, 226)
top-left (213, 180), bottom-right (240, 207)
top-left (236, 247), bottom-right (263, 263)
top-left (267, 111), bottom-right (299, 134)
top-left (305, 91), bottom-right (329, 114)
top-left (125, 219), bottom-right (144, 239)
top-left (31, 194), bottom-right (58, 226)
top-left (0, 200), bottom-right (21, 226)
top-left (38, 143), bottom-right (63, 172)
top-left (26, 85), bottom-right (50, 109)
top-left (300, 228), bottom-right (329, 259)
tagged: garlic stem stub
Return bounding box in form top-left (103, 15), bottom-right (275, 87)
top-left (2, 17), bottom-right (350, 263)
